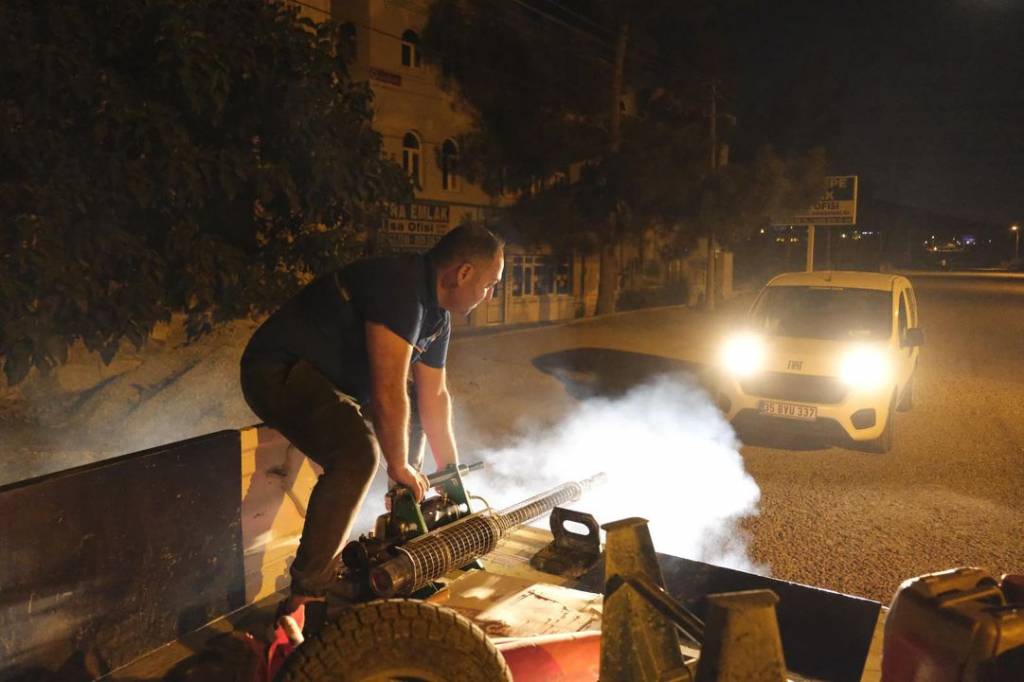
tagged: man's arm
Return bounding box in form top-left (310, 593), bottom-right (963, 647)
top-left (366, 321), bottom-right (428, 500)
top-left (412, 362), bottom-right (459, 471)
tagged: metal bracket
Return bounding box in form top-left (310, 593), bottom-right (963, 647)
top-left (530, 507), bottom-right (602, 578)
top-left (600, 516), bottom-right (691, 681)
top-left (696, 589), bottom-right (787, 682)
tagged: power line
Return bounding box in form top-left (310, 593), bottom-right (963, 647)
top-left (504, 0), bottom-right (617, 58)
top-left (310, 0), bottom-right (708, 91)
top-left (284, 0), bottom-right (616, 108)
top-left (536, 0), bottom-right (615, 38)
top-left (332, 0), bottom-right (699, 102)
top-left (483, 0), bottom-right (711, 97)
top-left (304, 0), bottom-right (616, 66)
top-left (285, 0), bottom-right (719, 139)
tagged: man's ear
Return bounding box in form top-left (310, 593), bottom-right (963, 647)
top-left (456, 261), bottom-right (475, 284)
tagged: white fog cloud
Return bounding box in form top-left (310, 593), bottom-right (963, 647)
top-left (468, 376), bottom-right (765, 573)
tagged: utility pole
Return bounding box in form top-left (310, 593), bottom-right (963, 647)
top-left (806, 224), bottom-right (815, 271)
top-left (825, 226), bottom-right (832, 269)
top-left (596, 18), bottom-right (629, 316)
top-left (704, 79), bottom-right (719, 311)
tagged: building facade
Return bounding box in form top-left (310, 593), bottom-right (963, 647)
top-left (283, 0), bottom-right (601, 328)
top-left (291, 0), bottom-right (710, 327)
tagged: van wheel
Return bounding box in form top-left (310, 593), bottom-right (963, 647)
top-left (866, 397), bottom-right (896, 454)
top-left (897, 377), bottom-right (913, 412)
top-left (276, 599), bottom-right (511, 682)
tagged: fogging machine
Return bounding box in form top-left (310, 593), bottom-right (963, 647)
top-left (334, 461), bottom-right (606, 601)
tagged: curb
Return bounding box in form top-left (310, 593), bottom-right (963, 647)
top-left (451, 295), bottom-right (755, 344)
top-left (451, 303), bottom-right (695, 343)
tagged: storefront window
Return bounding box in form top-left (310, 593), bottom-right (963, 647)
top-left (510, 255), bottom-right (572, 297)
top-left (492, 265), bottom-right (505, 300)
top-left (555, 256), bottom-right (571, 294)
top-left (512, 262), bottom-right (524, 296)
top-left (535, 261), bottom-right (553, 295)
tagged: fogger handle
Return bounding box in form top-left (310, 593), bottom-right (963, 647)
top-left (426, 461), bottom-right (484, 487)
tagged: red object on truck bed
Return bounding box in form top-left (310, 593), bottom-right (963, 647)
top-left (882, 568), bottom-right (1024, 681)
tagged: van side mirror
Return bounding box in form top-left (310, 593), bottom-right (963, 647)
top-left (903, 327), bottom-right (925, 348)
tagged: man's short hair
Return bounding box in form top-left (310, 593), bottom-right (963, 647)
top-left (428, 224), bottom-right (504, 268)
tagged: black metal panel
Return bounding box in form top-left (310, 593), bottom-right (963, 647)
top-left (740, 371), bottom-right (848, 403)
top-left (0, 431), bottom-right (245, 681)
top-left (573, 553), bottom-right (881, 682)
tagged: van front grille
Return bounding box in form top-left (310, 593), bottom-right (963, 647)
top-left (739, 372), bottom-right (847, 404)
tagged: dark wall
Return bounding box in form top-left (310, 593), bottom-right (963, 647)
top-left (0, 431), bottom-right (246, 681)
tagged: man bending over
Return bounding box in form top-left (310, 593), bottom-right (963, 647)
top-left (240, 224), bottom-right (504, 627)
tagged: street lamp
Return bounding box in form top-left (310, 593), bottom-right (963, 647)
top-left (1013, 224), bottom-right (1020, 261)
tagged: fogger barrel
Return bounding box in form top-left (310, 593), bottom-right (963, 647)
top-left (369, 473), bottom-right (607, 597)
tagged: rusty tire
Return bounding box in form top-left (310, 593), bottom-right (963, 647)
top-left (276, 598), bottom-right (512, 682)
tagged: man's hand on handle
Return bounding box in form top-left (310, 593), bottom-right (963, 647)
top-left (388, 463), bottom-right (429, 502)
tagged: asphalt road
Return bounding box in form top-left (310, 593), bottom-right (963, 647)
top-left (734, 273), bottom-right (1024, 603)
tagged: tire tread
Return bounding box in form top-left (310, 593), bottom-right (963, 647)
top-left (276, 599), bottom-right (511, 682)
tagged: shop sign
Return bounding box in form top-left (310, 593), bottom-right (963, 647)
top-left (382, 202), bottom-right (450, 250)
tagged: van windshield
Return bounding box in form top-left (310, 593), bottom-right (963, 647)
top-left (750, 286), bottom-right (892, 341)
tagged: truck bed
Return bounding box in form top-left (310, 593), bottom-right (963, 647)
top-left (108, 525), bottom-right (886, 681)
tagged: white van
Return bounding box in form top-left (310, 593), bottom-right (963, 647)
top-left (717, 271), bottom-right (923, 452)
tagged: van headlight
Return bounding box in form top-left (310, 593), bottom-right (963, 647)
top-left (721, 334), bottom-right (765, 377)
top-left (838, 347), bottom-right (891, 389)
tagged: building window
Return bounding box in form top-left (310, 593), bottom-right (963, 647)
top-left (555, 256), bottom-right (572, 294)
top-left (401, 30), bottom-right (422, 68)
top-left (402, 132), bottom-right (422, 187)
top-left (511, 255), bottom-right (572, 297)
top-left (511, 258), bottom-right (531, 296)
top-left (441, 139), bottom-right (459, 191)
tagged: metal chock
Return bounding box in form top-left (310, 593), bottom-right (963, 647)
top-left (694, 589), bottom-right (787, 682)
top-left (530, 507), bottom-right (602, 578)
top-left (599, 517), bottom-right (691, 682)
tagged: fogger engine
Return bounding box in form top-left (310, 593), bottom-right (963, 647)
top-left (335, 462), bottom-right (606, 601)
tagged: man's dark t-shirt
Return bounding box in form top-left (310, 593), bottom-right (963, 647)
top-left (242, 253), bottom-right (450, 404)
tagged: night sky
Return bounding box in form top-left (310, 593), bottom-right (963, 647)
top-left (727, 0), bottom-right (1024, 227)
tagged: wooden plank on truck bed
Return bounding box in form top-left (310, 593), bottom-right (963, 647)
top-left (429, 570), bottom-right (602, 638)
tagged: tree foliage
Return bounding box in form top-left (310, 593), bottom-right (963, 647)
top-left (423, 1), bottom-right (707, 234)
top-left (0, 0), bottom-right (409, 385)
top-left (422, 0), bottom-right (826, 309)
top-left (714, 146), bottom-right (828, 245)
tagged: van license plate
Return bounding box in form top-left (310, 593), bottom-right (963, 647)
top-left (758, 400), bottom-right (817, 421)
